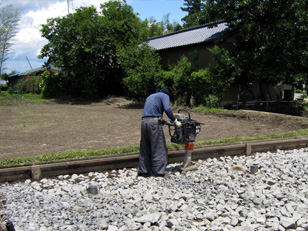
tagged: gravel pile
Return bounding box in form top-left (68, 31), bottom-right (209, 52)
top-left (1, 148), bottom-right (308, 231)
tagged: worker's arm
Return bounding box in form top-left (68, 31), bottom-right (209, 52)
top-left (162, 94), bottom-right (176, 121)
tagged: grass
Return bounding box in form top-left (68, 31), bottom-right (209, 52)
top-left (1, 128), bottom-right (308, 168)
top-left (203, 108), bottom-right (225, 115)
top-left (0, 99), bottom-right (10, 104)
top-left (0, 92), bottom-right (55, 104)
top-left (195, 129), bottom-right (308, 147)
top-left (22, 98), bottom-right (55, 104)
top-left (0, 146), bottom-right (140, 168)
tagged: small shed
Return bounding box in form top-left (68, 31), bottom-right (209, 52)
top-left (8, 66), bottom-right (60, 87)
top-left (147, 22), bottom-right (293, 106)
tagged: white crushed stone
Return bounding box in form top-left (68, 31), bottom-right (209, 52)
top-left (1, 148), bottom-right (308, 230)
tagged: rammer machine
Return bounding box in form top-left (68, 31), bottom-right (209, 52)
top-left (161, 109), bottom-right (203, 171)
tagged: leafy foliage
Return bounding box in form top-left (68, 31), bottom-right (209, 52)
top-left (13, 76), bottom-right (43, 94)
top-left (120, 43), bottom-right (162, 100)
top-left (205, 46), bottom-right (238, 97)
top-left (40, 71), bottom-right (67, 98)
top-left (199, 0), bottom-right (308, 91)
top-left (181, 0), bottom-right (205, 28)
top-left (0, 72), bottom-right (8, 81)
top-left (39, 1), bottom-right (147, 99)
top-left (204, 95), bottom-right (220, 108)
top-left (159, 47), bottom-right (236, 106)
top-left (144, 14), bottom-right (183, 37)
top-left (162, 56), bottom-right (194, 105)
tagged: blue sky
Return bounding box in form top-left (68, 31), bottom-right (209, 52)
top-left (1, 0), bottom-right (186, 74)
top-left (130, 0), bottom-right (186, 23)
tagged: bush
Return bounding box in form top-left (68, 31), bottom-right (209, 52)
top-left (14, 78), bottom-right (30, 93)
top-left (8, 86), bottom-right (14, 95)
top-left (121, 43), bottom-right (162, 100)
top-left (161, 56), bottom-right (194, 105)
top-left (13, 76), bottom-right (43, 94)
top-left (160, 47), bottom-right (236, 107)
top-left (1, 84), bottom-right (7, 91)
top-left (41, 71), bottom-right (66, 98)
top-left (205, 95), bottom-right (220, 108)
top-left (295, 89), bottom-right (303, 93)
top-left (122, 45), bottom-right (237, 107)
top-left (189, 68), bottom-right (212, 105)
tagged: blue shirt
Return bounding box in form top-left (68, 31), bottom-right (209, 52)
top-left (142, 92), bottom-right (176, 121)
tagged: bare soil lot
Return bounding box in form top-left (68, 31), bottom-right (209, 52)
top-left (1, 97), bottom-right (308, 159)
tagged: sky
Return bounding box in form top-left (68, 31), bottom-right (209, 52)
top-left (0, 0), bottom-right (187, 74)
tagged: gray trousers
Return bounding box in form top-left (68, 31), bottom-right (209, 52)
top-left (139, 117), bottom-right (168, 175)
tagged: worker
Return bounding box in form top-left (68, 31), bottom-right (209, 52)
top-left (138, 87), bottom-right (181, 177)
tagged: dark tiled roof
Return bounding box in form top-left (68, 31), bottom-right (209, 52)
top-left (148, 22), bottom-right (229, 50)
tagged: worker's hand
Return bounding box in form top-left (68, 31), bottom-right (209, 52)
top-left (174, 119), bottom-right (182, 127)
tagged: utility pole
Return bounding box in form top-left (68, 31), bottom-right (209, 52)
top-left (67, 0), bottom-right (73, 14)
top-left (26, 56), bottom-right (32, 69)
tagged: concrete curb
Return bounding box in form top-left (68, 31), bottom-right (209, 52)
top-left (1, 137), bottom-right (308, 183)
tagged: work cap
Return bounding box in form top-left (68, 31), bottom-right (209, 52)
top-left (160, 87), bottom-right (169, 96)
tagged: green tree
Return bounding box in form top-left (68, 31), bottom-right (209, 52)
top-left (145, 14), bottom-right (182, 37)
top-left (160, 56), bottom-right (195, 105)
top-left (0, 5), bottom-right (20, 76)
top-left (200, 0), bottom-right (308, 99)
top-left (120, 43), bottom-right (162, 100)
top-left (190, 46), bottom-right (237, 105)
top-left (181, 0), bottom-right (204, 28)
top-left (1, 70), bottom-right (16, 87)
top-left (39, 0), bottom-right (147, 99)
top-left (162, 13), bottom-right (183, 33)
top-left (0, 72), bottom-right (8, 81)
top-left (145, 17), bottom-right (164, 37)
top-left (40, 71), bottom-right (67, 98)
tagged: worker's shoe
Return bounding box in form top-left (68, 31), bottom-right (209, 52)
top-left (154, 174), bottom-right (165, 177)
top-left (137, 172), bottom-right (150, 177)
top-left (154, 172), bottom-right (171, 178)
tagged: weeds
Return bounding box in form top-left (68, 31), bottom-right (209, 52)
top-left (0, 146), bottom-right (139, 168)
top-left (0, 99), bottom-right (10, 104)
top-left (204, 108), bottom-right (225, 115)
top-left (196, 129), bottom-right (308, 146)
top-left (0, 92), bottom-right (54, 104)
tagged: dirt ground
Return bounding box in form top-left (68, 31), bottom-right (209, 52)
top-left (1, 97), bottom-right (308, 159)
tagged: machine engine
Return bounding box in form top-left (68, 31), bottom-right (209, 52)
top-left (168, 109), bottom-right (202, 144)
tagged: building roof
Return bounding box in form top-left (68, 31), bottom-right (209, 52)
top-left (147, 22), bottom-right (229, 51)
top-left (9, 66), bottom-right (60, 78)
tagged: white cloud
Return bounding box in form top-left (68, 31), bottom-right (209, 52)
top-left (26, 2), bottom-right (68, 26)
top-left (7, 0), bottom-right (110, 72)
top-left (7, 1), bottom-right (66, 71)
top-left (14, 27), bottom-right (44, 45)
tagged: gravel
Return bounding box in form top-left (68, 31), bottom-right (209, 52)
top-left (1, 148), bottom-right (308, 231)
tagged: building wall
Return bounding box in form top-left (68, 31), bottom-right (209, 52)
top-left (157, 43), bottom-right (215, 70)
top-left (8, 76), bottom-right (22, 87)
top-left (157, 33), bottom-right (237, 70)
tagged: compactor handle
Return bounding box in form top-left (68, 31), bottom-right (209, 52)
top-left (178, 109), bottom-right (190, 120)
top-left (159, 119), bottom-right (174, 126)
